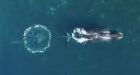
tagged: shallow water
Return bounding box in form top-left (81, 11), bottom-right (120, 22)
top-left (1, 0), bottom-right (140, 75)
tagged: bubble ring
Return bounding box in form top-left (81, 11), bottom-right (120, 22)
top-left (23, 24), bottom-right (51, 53)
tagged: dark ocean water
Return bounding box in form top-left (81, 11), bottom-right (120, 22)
top-left (1, 0), bottom-right (140, 75)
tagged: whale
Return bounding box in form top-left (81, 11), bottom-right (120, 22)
top-left (66, 27), bottom-right (123, 44)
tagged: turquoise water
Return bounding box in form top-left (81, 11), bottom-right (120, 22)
top-left (1, 0), bottom-right (140, 75)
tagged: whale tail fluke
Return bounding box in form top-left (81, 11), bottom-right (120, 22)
top-left (57, 32), bottom-right (72, 42)
top-left (66, 32), bottom-right (72, 42)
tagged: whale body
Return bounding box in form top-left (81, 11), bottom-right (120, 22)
top-left (67, 27), bottom-right (123, 44)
